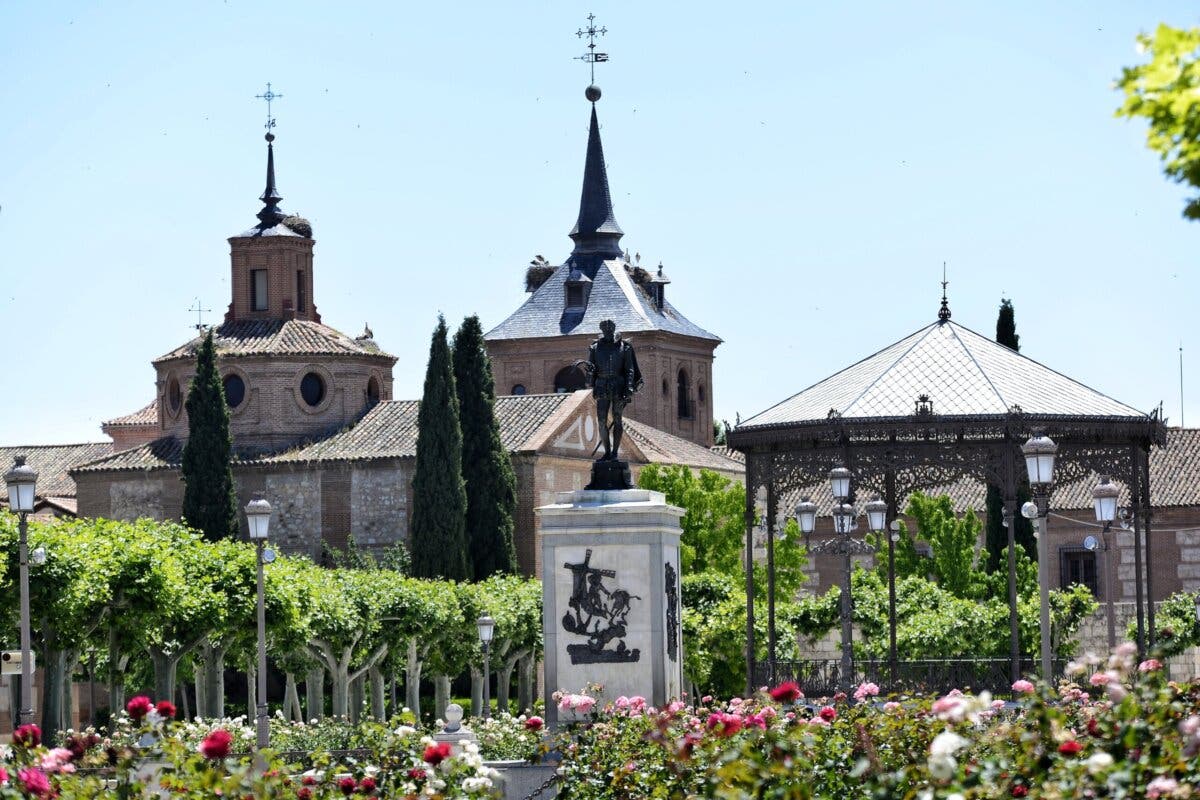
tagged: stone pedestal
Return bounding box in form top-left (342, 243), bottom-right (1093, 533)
top-left (538, 489), bottom-right (683, 727)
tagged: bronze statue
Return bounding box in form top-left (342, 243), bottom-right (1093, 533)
top-left (581, 319), bottom-right (643, 462)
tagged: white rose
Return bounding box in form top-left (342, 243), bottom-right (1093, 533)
top-left (928, 755), bottom-right (957, 781)
top-left (1086, 752), bottom-right (1114, 774)
top-left (930, 731), bottom-right (969, 757)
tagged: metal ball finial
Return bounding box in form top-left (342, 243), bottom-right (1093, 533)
top-left (265, 132), bottom-right (276, 143)
top-left (585, 85), bottom-right (602, 103)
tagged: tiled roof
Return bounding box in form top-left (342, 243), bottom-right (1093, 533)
top-left (772, 428), bottom-right (1200, 520)
top-left (624, 420), bottom-right (745, 475)
top-left (154, 320), bottom-right (395, 363)
top-left (73, 394), bottom-right (576, 472)
top-left (485, 258), bottom-right (721, 343)
top-left (741, 319), bottom-right (1147, 428)
top-left (103, 399), bottom-right (158, 429)
top-left (0, 443), bottom-right (114, 498)
top-left (710, 445), bottom-right (746, 464)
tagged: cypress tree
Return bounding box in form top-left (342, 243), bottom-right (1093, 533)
top-left (181, 330), bottom-right (238, 541)
top-left (984, 299), bottom-right (1037, 569)
top-left (410, 316), bottom-right (471, 580)
top-left (452, 315), bottom-right (519, 579)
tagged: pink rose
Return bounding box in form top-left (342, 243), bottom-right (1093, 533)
top-left (17, 768), bottom-right (51, 799)
top-left (819, 705), bottom-right (836, 722)
top-left (853, 682), bottom-right (879, 701)
top-left (1089, 672), bottom-right (1112, 686)
top-left (1011, 679), bottom-right (1035, 694)
top-left (1138, 659), bottom-right (1163, 672)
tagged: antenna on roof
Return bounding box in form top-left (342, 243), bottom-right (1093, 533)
top-left (188, 297), bottom-right (212, 331)
top-left (1181, 341), bottom-right (1185, 428)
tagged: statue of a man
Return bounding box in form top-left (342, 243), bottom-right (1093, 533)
top-left (584, 320), bottom-right (643, 461)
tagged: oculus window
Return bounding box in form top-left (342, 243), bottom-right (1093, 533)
top-left (300, 372), bottom-right (326, 407)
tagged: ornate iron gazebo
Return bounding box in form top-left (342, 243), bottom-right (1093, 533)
top-left (728, 302), bottom-right (1167, 693)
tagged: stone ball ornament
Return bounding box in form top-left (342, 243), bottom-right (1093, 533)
top-left (585, 84), bottom-right (602, 103)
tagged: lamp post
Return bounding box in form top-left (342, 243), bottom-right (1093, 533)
top-left (1021, 432), bottom-right (1058, 680)
top-left (1091, 476), bottom-right (1120, 649)
top-left (477, 615), bottom-right (495, 719)
top-left (4, 456), bottom-right (37, 726)
top-left (245, 495), bottom-right (273, 749)
top-left (864, 496), bottom-right (892, 681)
top-left (829, 465), bottom-right (857, 691)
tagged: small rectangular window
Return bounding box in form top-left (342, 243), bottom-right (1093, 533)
top-left (296, 270), bottom-right (306, 312)
top-left (251, 269), bottom-right (268, 311)
top-left (1060, 547), bottom-right (1099, 596)
top-left (566, 284), bottom-right (584, 308)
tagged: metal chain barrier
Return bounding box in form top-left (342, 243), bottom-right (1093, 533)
top-left (519, 770), bottom-right (561, 800)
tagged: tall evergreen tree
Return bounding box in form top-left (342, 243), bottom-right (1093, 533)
top-left (410, 316), bottom-right (470, 580)
top-left (181, 330), bottom-right (238, 541)
top-left (984, 299), bottom-right (1037, 569)
top-left (452, 315), bottom-right (519, 579)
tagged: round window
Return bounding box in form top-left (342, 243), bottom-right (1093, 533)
top-left (168, 378), bottom-right (182, 413)
top-left (223, 374), bottom-right (246, 409)
top-left (511, 384), bottom-right (527, 396)
top-left (300, 372), bottom-right (326, 407)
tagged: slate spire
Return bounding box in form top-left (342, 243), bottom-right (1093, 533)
top-left (257, 132), bottom-right (287, 227)
top-left (568, 87), bottom-right (624, 259)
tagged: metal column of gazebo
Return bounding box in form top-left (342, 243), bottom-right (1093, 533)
top-left (727, 301), bottom-right (1166, 695)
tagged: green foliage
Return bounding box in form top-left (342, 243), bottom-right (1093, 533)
top-left (451, 315), bottom-right (518, 579)
top-left (411, 315), bottom-right (470, 581)
top-left (1128, 589), bottom-right (1200, 657)
top-left (180, 330), bottom-right (237, 542)
top-left (905, 493), bottom-right (981, 597)
top-left (1117, 24), bottom-right (1200, 219)
top-left (324, 536), bottom-right (411, 575)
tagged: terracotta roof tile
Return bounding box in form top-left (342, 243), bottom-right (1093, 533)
top-left (0, 442), bottom-right (114, 498)
top-left (624, 419), bottom-right (745, 474)
top-left (103, 399), bottom-right (158, 429)
top-left (154, 320), bottom-right (395, 363)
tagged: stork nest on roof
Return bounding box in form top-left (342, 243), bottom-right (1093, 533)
top-left (282, 215), bottom-right (313, 238)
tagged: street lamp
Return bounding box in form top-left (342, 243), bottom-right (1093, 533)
top-left (865, 496), bottom-right (896, 683)
top-left (1021, 432), bottom-right (1058, 680)
top-left (795, 498), bottom-right (817, 536)
top-left (830, 465), bottom-right (858, 691)
top-left (1092, 476), bottom-right (1120, 649)
top-left (4, 456), bottom-right (37, 725)
top-left (244, 494), bottom-right (272, 749)
top-left (477, 615), bottom-right (495, 719)
top-left (829, 467), bottom-right (852, 502)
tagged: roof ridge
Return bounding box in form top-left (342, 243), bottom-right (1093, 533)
top-left (945, 321), bottom-right (1010, 410)
top-left (0, 442), bottom-right (111, 450)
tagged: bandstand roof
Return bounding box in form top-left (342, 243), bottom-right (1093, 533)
top-left (740, 318), bottom-right (1147, 430)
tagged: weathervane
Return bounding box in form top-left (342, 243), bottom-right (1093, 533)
top-left (255, 82), bottom-right (283, 133)
top-left (575, 13), bottom-right (609, 85)
top-left (187, 297), bottom-right (212, 331)
top-left (938, 261), bottom-right (951, 322)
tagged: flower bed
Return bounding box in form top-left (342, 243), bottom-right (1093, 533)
top-left (553, 644), bottom-right (1200, 798)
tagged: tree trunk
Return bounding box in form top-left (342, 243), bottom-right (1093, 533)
top-left (284, 673), bottom-right (300, 722)
top-left (149, 650), bottom-right (177, 706)
top-left (180, 677), bottom-right (190, 721)
top-left (517, 654), bottom-right (533, 714)
top-left (330, 664), bottom-right (350, 719)
top-left (305, 667), bottom-right (324, 721)
top-left (498, 656), bottom-right (518, 715)
top-left (390, 673), bottom-right (398, 715)
top-left (368, 666), bottom-right (386, 720)
top-left (62, 649), bottom-right (79, 733)
top-left (469, 667), bottom-right (483, 717)
top-left (246, 665), bottom-right (256, 722)
top-left (349, 675), bottom-right (363, 723)
top-left (194, 668), bottom-right (206, 720)
top-left (434, 675), bottom-right (450, 722)
top-left (107, 626), bottom-right (125, 714)
top-left (404, 641), bottom-right (422, 716)
top-left (40, 647), bottom-right (66, 743)
top-left (290, 678), bottom-right (303, 721)
top-left (200, 642), bottom-right (226, 720)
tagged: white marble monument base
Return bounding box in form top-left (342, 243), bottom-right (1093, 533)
top-left (538, 489), bottom-right (683, 727)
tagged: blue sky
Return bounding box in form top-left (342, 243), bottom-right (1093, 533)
top-left (1, 1), bottom-right (1197, 445)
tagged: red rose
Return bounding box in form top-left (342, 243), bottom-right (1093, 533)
top-left (832, 692), bottom-right (847, 703)
top-left (199, 729), bottom-right (233, 760)
top-left (297, 789), bottom-right (313, 800)
top-left (769, 682), bottom-right (803, 703)
top-left (524, 715), bottom-right (545, 731)
top-left (1058, 740), bottom-right (1082, 756)
top-left (423, 742), bottom-right (452, 765)
top-left (126, 695), bottom-right (153, 721)
top-left (338, 776), bottom-right (356, 796)
top-left (17, 767), bottom-right (51, 799)
top-left (358, 777), bottom-right (377, 793)
top-left (407, 768), bottom-right (426, 780)
top-left (819, 706), bottom-right (837, 723)
top-left (13, 724), bottom-right (41, 748)
top-left (1011, 786), bottom-right (1028, 797)
top-left (1086, 718), bottom-right (1100, 736)
top-left (155, 700), bottom-right (177, 719)
top-left (705, 712), bottom-right (744, 737)
top-left (302, 775), bottom-right (318, 786)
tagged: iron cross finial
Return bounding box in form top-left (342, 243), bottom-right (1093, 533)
top-left (255, 82), bottom-right (283, 132)
top-left (938, 261), bottom-right (952, 322)
top-left (575, 12), bottom-right (609, 86)
top-left (187, 297), bottom-right (212, 331)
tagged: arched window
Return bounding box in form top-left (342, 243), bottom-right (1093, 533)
top-left (511, 384), bottom-right (527, 396)
top-left (677, 369), bottom-right (692, 419)
top-left (661, 378), bottom-right (669, 397)
top-left (366, 376), bottom-right (381, 408)
top-left (554, 365), bottom-right (587, 393)
top-left (698, 383), bottom-right (706, 405)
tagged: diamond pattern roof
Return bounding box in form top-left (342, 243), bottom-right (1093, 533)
top-left (742, 320), bottom-right (1146, 428)
top-left (154, 320), bottom-right (394, 363)
top-left (485, 259), bottom-right (720, 342)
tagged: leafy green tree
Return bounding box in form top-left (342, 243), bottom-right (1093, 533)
top-left (1127, 590), bottom-right (1200, 657)
top-left (410, 316), bottom-right (470, 581)
top-left (905, 493), bottom-right (982, 599)
top-left (452, 315), bottom-right (518, 579)
top-left (984, 299), bottom-right (1036, 569)
top-left (1117, 24), bottom-right (1200, 219)
top-left (180, 330), bottom-right (237, 541)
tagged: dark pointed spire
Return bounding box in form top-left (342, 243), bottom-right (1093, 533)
top-left (568, 88), bottom-right (623, 259)
top-left (938, 263), bottom-right (952, 322)
top-left (257, 132), bottom-right (287, 227)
